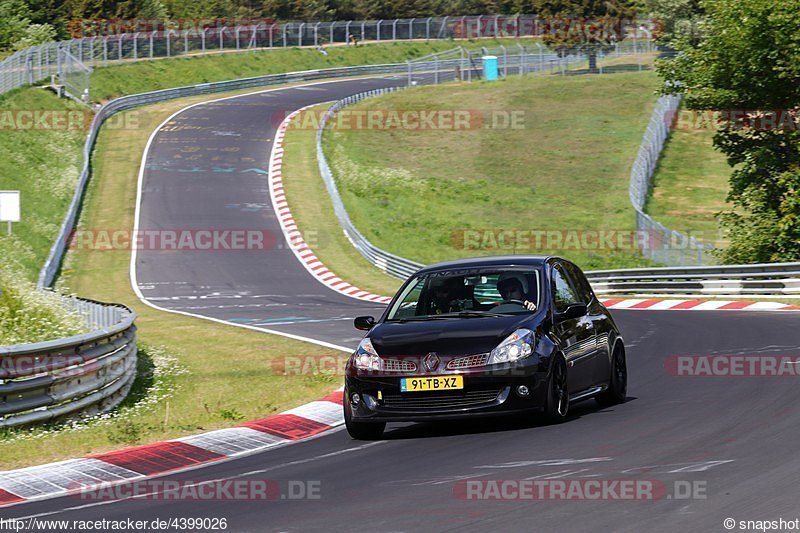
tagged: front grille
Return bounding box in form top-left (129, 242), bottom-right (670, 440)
top-left (382, 358), bottom-right (417, 372)
top-left (381, 388), bottom-right (503, 410)
top-left (446, 353), bottom-right (489, 370)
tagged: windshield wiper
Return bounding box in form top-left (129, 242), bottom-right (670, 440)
top-left (436, 311), bottom-right (507, 318)
top-left (392, 316), bottom-right (452, 323)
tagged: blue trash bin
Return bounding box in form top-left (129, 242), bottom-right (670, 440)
top-left (483, 56), bottom-right (499, 81)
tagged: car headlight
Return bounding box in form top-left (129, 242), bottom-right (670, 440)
top-left (353, 337), bottom-right (381, 370)
top-left (488, 329), bottom-right (534, 364)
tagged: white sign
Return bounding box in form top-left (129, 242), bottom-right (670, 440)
top-left (0, 191), bottom-right (20, 222)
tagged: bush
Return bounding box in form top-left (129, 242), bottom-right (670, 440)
top-left (0, 267), bottom-right (87, 345)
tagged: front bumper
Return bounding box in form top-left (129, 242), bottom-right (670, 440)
top-left (345, 363), bottom-right (549, 422)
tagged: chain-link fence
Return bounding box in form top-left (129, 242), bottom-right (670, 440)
top-left (58, 48), bottom-right (92, 102)
top-left (629, 94), bottom-right (716, 266)
top-left (406, 41), bottom-right (663, 84)
top-left (0, 15), bottom-right (660, 101)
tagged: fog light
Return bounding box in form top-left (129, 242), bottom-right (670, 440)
top-left (516, 385), bottom-right (530, 397)
top-left (350, 393), bottom-right (361, 406)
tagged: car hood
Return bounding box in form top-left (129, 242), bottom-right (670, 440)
top-left (369, 314), bottom-right (536, 357)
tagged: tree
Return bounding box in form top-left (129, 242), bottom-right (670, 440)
top-left (658, 0), bottom-right (800, 263)
top-left (12, 22), bottom-right (56, 50)
top-left (0, 0), bottom-right (32, 50)
top-left (646, 0), bottom-right (705, 46)
top-left (526, 0), bottom-right (642, 73)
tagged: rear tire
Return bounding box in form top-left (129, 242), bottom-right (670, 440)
top-left (344, 399), bottom-right (385, 440)
top-left (543, 354), bottom-right (569, 423)
top-left (597, 342), bottom-right (627, 407)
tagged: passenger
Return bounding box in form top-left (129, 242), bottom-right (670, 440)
top-left (497, 273), bottom-right (536, 311)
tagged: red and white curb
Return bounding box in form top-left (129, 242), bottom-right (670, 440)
top-left (268, 107), bottom-right (392, 305)
top-left (599, 298), bottom-right (799, 312)
top-left (0, 390), bottom-right (345, 507)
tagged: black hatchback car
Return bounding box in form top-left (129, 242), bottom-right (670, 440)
top-left (344, 255), bottom-right (627, 439)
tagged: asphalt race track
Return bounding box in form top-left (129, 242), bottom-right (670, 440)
top-left (133, 76), bottom-right (410, 349)
top-left (8, 76), bottom-right (800, 531)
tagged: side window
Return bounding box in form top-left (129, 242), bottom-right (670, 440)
top-left (562, 262), bottom-right (594, 304)
top-left (551, 264), bottom-right (580, 313)
top-left (389, 278), bottom-right (425, 318)
top-left (474, 274), bottom-right (501, 304)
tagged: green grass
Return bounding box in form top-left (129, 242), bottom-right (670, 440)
top-left (322, 71), bottom-right (662, 272)
top-left (0, 88), bottom-right (86, 281)
top-left (646, 121), bottom-right (732, 246)
top-left (91, 39), bottom-right (541, 102)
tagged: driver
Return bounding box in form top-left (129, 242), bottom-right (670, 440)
top-left (496, 273), bottom-right (536, 311)
top-left (431, 277), bottom-right (463, 314)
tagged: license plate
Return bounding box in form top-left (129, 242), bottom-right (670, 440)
top-left (400, 375), bottom-right (464, 392)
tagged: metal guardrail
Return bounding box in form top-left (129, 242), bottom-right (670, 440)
top-left (585, 262), bottom-right (800, 296)
top-left (317, 88), bottom-right (425, 280)
top-left (0, 297), bottom-right (137, 427)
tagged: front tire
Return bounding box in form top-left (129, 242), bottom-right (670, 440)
top-left (543, 354), bottom-right (569, 423)
top-left (344, 399), bottom-right (385, 440)
top-left (597, 342), bottom-right (627, 407)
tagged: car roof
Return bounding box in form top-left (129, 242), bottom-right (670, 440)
top-left (415, 255), bottom-right (554, 275)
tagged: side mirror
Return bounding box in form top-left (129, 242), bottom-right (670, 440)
top-left (556, 303), bottom-right (588, 322)
top-left (354, 316), bottom-right (376, 331)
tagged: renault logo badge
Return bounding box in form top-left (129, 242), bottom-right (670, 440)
top-left (423, 352), bottom-right (440, 372)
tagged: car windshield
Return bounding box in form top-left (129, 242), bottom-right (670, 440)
top-left (386, 267), bottom-right (542, 321)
